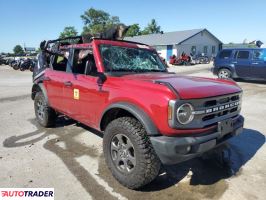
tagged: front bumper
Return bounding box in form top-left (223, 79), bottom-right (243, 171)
top-left (150, 115), bottom-right (244, 165)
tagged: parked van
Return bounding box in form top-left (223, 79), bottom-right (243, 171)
top-left (213, 48), bottom-right (266, 80)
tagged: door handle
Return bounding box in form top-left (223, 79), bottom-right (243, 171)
top-left (232, 61), bottom-right (237, 64)
top-left (252, 62), bottom-right (258, 65)
top-left (43, 76), bottom-right (51, 81)
top-left (64, 81), bottom-right (72, 87)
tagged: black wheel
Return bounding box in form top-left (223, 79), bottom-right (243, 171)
top-left (34, 92), bottom-right (57, 127)
top-left (29, 65), bottom-right (34, 72)
top-left (13, 64), bottom-right (19, 70)
top-left (184, 61), bottom-right (191, 66)
top-left (218, 68), bottom-right (232, 79)
top-left (103, 117), bottom-right (161, 189)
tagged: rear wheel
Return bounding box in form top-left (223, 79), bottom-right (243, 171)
top-left (34, 92), bottom-right (57, 127)
top-left (103, 117), bottom-right (161, 189)
top-left (218, 68), bottom-right (232, 79)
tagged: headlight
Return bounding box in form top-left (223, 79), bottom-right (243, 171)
top-left (176, 103), bottom-right (194, 124)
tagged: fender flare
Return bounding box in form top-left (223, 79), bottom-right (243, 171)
top-left (31, 83), bottom-right (49, 105)
top-left (100, 102), bottom-right (160, 136)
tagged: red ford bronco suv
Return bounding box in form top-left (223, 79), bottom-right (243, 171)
top-left (32, 36), bottom-right (244, 189)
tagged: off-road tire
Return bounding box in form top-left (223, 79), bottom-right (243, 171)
top-left (103, 117), bottom-right (161, 189)
top-left (34, 92), bottom-right (57, 127)
top-left (218, 68), bottom-right (232, 79)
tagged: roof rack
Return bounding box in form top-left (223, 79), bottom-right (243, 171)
top-left (41, 36), bottom-right (82, 50)
top-left (91, 37), bottom-right (149, 46)
top-left (40, 35), bottom-right (151, 52)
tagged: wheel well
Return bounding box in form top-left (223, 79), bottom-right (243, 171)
top-left (100, 108), bottom-right (135, 131)
top-left (219, 67), bottom-right (231, 72)
top-left (31, 84), bottom-right (42, 100)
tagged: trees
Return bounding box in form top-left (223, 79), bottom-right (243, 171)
top-left (13, 45), bottom-right (24, 55)
top-left (59, 26), bottom-right (78, 39)
top-left (142, 19), bottom-right (161, 35)
top-left (81, 8), bottom-right (121, 35)
top-left (125, 24), bottom-right (141, 37)
top-left (57, 8), bottom-right (163, 38)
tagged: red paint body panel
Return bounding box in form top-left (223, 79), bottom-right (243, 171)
top-left (43, 39), bottom-right (242, 136)
top-left (120, 73), bottom-right (241, 99)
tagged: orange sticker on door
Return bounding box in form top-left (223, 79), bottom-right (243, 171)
top-left (73, 89), bottom-right (79, 100)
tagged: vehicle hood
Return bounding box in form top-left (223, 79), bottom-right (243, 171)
top-left (121, 73), bottom-right (242, 99)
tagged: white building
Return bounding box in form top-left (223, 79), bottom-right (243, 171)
top-left (125, 28), bottom-right (222, 61)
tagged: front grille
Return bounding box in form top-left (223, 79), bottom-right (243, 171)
top-left (204, 100), bottom-right (217, 107)
top-left (198, 93), bottom-right (241, 123)
top-left (168, 92), bottom-right (242, 129)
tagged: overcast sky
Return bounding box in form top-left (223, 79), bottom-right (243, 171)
top-left (0, 0), bottom-right (265, 52)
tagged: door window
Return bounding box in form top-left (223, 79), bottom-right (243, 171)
top-left (236, 51), bottom-right (250, 59)
top-left (72, 48), bottom-right (97, 76)
top-left (51, 51), bottom-right (69, 72)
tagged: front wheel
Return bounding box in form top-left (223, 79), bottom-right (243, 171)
top-left (218, 68), bottom-right (232, 79)
top-left (103, 117), bottom-right (161, 189)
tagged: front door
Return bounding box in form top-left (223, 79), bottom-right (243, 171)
top-left (62, 48), bottom-right (106, 127)
top-left (233, 50), bottom-right (251, 78)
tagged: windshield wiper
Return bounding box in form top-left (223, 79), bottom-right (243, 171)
top-left (146, 69), bottom-right (166, 72)
top-left (109, 68), bottom-right (166, 73)
top-left (131, 69), bottom-right (166, 73)
top-left (110, 69), bottom-right (132, 72)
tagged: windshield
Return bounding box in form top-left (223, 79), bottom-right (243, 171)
top-left (99, 44), bottom-right (167, 72)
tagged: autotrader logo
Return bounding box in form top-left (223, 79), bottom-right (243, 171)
top-left (0, 188), bottom-right (54, 200)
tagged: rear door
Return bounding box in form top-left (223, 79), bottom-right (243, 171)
top-left (250, 49), bottom-right (266, 79)
top-left (44, 53), bottom-right (69, 112)
top-left (233, 50), bottom-right (251, 78)
top-left (215, 49), bottom-right (233, 67)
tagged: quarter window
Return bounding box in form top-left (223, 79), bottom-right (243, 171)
top-left (219, 50), bottom-right (232, 59)
top-left (237, 51), bottom-right (249, 59)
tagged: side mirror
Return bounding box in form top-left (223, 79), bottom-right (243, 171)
top-left (97, 72), bottom-right (107, 86)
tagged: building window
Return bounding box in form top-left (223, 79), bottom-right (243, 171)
top-left (203, 46), bottom-right (208, 54)
top-left (191, 46), bottom-right (196, 55)
top-left (212, 46), bottom-right (216, 54)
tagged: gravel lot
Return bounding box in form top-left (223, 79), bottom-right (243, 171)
top-left (0, 64), bottom-right (265, 200)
